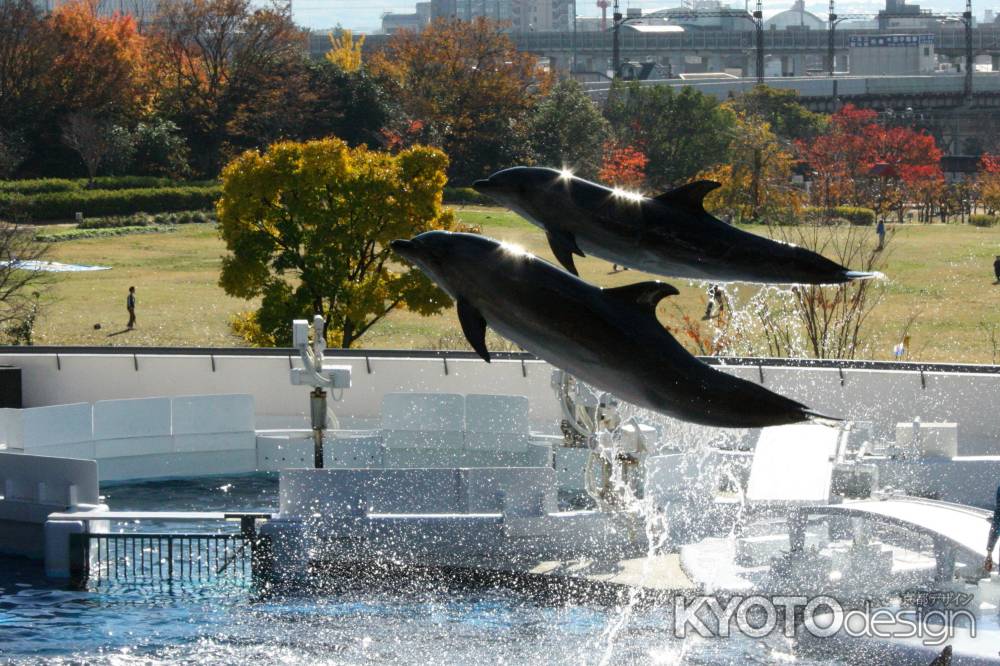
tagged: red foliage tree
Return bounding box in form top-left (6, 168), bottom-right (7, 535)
top-left (598, 141), bottom-right (648, 190)
top-left (798, 104), bottom-right (943, 220)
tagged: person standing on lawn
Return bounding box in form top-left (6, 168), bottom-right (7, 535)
top-left (126, 286), bottom-right (136, 329)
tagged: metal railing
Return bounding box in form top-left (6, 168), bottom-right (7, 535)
top-left (73, 532), bottom-right (251, 586)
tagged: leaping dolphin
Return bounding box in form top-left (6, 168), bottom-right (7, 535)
top-left (472, 166), bottom-right (877, 285)
top-left (391, 231), bottom-right (836, 428)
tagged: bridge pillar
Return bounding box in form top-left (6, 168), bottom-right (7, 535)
top-left (993, 55), bottom-right (1000, 72)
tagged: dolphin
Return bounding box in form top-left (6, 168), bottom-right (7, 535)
top-left (391, 231), bottom-right (836, 429)
top-left (472, 166), bottom-right (877, 285)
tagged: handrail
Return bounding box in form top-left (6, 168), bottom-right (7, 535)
top-left (0, 346), bottom-right (998, 375)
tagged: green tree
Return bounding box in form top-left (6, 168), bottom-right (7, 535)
top-left (218, 137), bottom-right (456, 348)
top-left (728, 85), bottom-right (826, 143)
top-left (604, 81), bottom-right (735, 190)
top-left (529, 79), bottom-right (610, 179)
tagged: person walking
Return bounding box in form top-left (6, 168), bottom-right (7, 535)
top-left (984, 483), bottom-right (999, 573)
top-left (876, 220), bottom-right (886, 251)
top-left (993, 255), bottom-right (999, 284)
top-left (126, 286), bottom-right (136, 330)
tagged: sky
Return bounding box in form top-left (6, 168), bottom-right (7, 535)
top-left (312, 0), bottom-right (986, 33)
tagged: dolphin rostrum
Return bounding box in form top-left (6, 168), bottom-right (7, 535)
top-left (391, 231), bottom-right (836, 428)
top-left (472, 166), bottom-right (877, 285)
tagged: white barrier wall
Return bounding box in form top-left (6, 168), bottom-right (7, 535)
top-left (0, 352), bottom-right (998, 454)
top-left (0, 452), bottom-right (100, 559)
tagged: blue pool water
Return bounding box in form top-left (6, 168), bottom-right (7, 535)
top-left (0, 474), bottom-right (834, 665)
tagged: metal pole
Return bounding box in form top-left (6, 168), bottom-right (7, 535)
top-left (963, 0), bottom-right (974, 101)
top-left (311, 387), bottom-right (327, 468)
top-left (612, 0), bottom-right (621, 76)
top-left (572, 0), bottom-right (577, 72)
top-left (754, 0), bottom-right (764, 84)
top-left (828, 0), bottom-right (837, 76)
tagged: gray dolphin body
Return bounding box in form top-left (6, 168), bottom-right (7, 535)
top-left (391, 231), bottom-right (833, 428)
top-left (472, 166), bottom-right (876, 285)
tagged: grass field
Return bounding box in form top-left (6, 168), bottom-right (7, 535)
top-left (30, 208), bottom-right (1000, 364)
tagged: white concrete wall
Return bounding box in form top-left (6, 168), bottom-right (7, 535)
top-left (0, 352), bottom-right (998, 454)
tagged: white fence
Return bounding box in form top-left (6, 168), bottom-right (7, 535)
top-left (0, 351), bottom-right (998, 455)
top-left (0, 393), bottom-right (256, 481)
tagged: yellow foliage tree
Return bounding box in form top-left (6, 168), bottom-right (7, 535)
top-left (327, 28), bottom-right (364, 72)
top-left (218, 137), bottom-right (455, 347)
top-left (698, 112), bottom-right (802, 223)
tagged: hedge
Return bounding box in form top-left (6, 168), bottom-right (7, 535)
top-left (0, 176), bottom-right (217, 195)
top-left (77, 210), bottom-right (215, 229)
top-left (969, 214), bottom-right (999, 227)
top-left (443, 187), bottom-right (492, 206)
top-left (802, 206), bottom-right (877, 226)
top-left (7, 185), bottom-right (221, 221)
top-left (35, 226), bottom-right (176, 243)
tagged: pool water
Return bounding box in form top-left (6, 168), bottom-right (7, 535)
top-left (0, 474), bottom-right (835, 665)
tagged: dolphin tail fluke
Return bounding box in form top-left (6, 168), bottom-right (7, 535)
top-left (803, 409), bottom-right (843, 428)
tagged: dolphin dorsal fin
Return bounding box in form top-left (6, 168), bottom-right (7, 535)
top-left (603, 281), bottom-right (680, 316)
top-left (652, 180), bottom-right (721, 213)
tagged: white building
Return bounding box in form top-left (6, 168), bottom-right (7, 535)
top-left (765, 0), bottom-right (825, 31)
top-left (848, 34), bottom-right (936, 76)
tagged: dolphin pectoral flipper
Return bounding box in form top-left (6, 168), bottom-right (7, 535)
top-left (603, 281), bottom-right (680, 316)
top-left (546, 230), bottom-right (583, 276)
top-left (652, 180), bottom-right (721, 213)
top-left (457, 297), bottom-right (491, 363)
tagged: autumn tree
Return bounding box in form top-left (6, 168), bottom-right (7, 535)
top-left (327, 28), bottom-right (364, 73)
top-left (529, 79), bottom-right (610, 179)
top-left (0, 0), bottom-right (147, 176)
top-left (371, 18), bottom-right (543, 183)
top-left (598, 142), bottom-right (648, 190)
top-left (150, 0), bottom-right (304, 175)
top-left (218, 138), bottom-right (455, 347)
top-left (728, 85), bottom-right (826, 142)
top-left (978, 154), bottom-right (1000, 214)
top-left (604, 81), bottom-right (735, 190)
top-left (698, 113), bottom-right (802, 223)
top-left (61, 112), bottom-right (115, 183)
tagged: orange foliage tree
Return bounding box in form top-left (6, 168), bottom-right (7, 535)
top-left (598, 142), bottom-right (648, 190)
top-left (47, 0), bottom-right (147, 118)
top-left (798, 104), bottom-right (943, 220)
top-left (149, 0), bottom-right (304, 175)
top-left (979, 153), bottom-right (1000, 214)
top-left (370, 18), bottom-right (545, 183)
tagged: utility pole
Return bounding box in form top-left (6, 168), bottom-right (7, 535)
top-left (572, 0), bottom-right (578, 73)
top-left (827, 0), bottom-right (836, 76)
top-left (611, 0), bottom-right (622, 77)
top-left (964, 0), bottom-right (974, 101)
top-left (753, 0), bottom-right (764, 84)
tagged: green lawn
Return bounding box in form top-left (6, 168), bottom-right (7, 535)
top-left (30, 208), bottom-right (1000, 364)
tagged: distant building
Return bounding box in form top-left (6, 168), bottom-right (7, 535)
top-left (877, 0), bottom-right (938, 31)
top-left (646, 1), bottom-right (753, 32)
top-left (430, 0), bottom-right (569, 31)
top-left (849, 34), bottom-right (936, 76)
top-left (765, 0), bottom-right (824, 31)
top-left (382, 1), bottom-right (431, 33)
top-left (431, 0), bottom-right (513, 22)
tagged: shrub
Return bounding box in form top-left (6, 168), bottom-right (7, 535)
top-left (35, 226), bottom-right (175, 242)
top-left (443, 187), bottom-right (491, 206)
top-left (801, 206), bottom-right (876, 226)
top-left (78, 214), bottom-right (153, 229)
top-left (0, 178), bottom-right (78, 195)
top-left (969, 214), bottom-right (998, 227)
top-left (9, 185), bottom-right (221, 221)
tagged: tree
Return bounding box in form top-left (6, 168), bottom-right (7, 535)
top-left (0, 0), bottom-right (55, 135)
top-left (327, 28), bottom-right (364, 73)
top-left (978, 153), bottom-right (1000, 214)
top-left (0, 201), bottom-right (50, 344)
top-left (228, 58), bottom-right (396, 152)
top-left (371, 18), bottom-right (543, 183)
top-left (604, 81), bottom-right (735, 190)
top-left (728, 85), bottom-right (826, 142)
top-left (598, 142), bottom-right (647, 190)
top-left (698, 113), bottom-right (802, 223)
top-left (218, 138), bottom-right (456, 347)
top-left (149, 0), bottom-right (304, 175)
top-left (798, 104), bottom-right (942, 218)
top-left (129, 118), bottom-right (192, 179)
top-left (61, 112), bottom-right (115, 183)
top-left (529, 79), bottom-right (610, 179)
